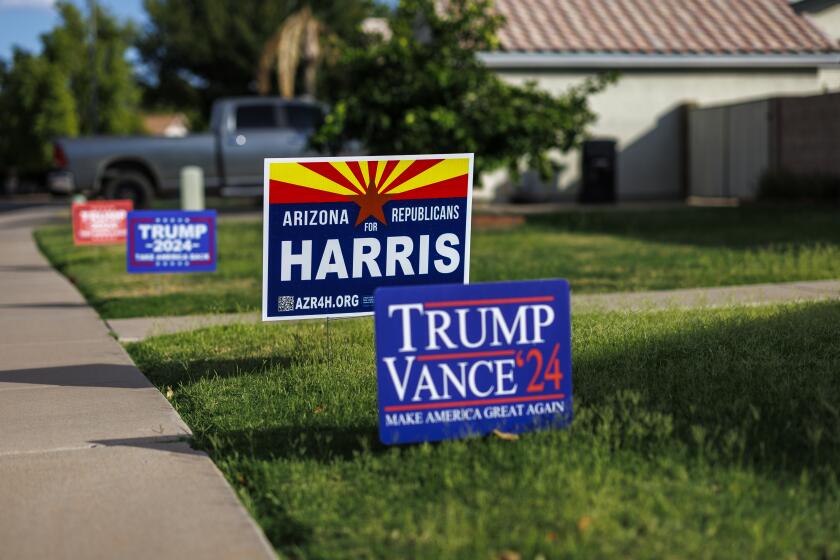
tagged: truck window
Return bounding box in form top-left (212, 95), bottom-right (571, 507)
top-left (235, 104), bottom-right (278, 129)
top-left (283, 105), bottom-right (324, 132)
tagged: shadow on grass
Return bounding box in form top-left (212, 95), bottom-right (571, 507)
top-left (137, 301), bottom-right (840, 483)
top-left (524, 207), bottom-right (840, 249)
top-left (198, 424), bottom-right (381, 463)
top-left (572, 301), bottom-right (840, 479)
top-left (141, 356), bottom-right (294, 387)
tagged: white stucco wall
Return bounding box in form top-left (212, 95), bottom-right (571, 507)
top-left (483, 68), bottom-right (839, 201)
top-left (802, 2), bottom-right (840, 89)
top-left (803, 2), bottom-right (840, 40)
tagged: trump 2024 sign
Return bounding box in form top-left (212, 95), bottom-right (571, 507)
top-left (374, 279), bottom-right (573, 445)
top-left (126, 210), bottom-right (216, 273)
top-left (262, 154), bottom-right (473, 320)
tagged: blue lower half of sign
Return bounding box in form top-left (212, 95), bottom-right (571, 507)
top-left (265, 199), bottom-right (469, 319)
top-left (374, 279), bottom-right (573, 445)
top-left (127, 210), bottom-right (217, 273)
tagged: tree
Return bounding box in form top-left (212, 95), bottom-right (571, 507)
top-left (138, 0), bottom-right (374, 120)
top-left (256, 6), bottom-right (323, 98)
top-left (0, 1), bottom-right (140, 176)
top-left (312, 0), bottom-right (615, 179)
top-left (0, 50), bottom-right (78, 174)
top-left (41, 1), bottom-right (142, 135)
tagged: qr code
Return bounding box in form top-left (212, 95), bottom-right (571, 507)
top-left (277, 296), bottom-right (295, 312)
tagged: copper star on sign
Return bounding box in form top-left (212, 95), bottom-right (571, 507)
top-left (352, 177), bottom-right (391, 226)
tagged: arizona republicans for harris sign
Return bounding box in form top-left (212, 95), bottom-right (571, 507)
top-left (262, 154), bottom-right (474, 320)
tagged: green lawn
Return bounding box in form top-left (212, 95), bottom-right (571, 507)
top-left (126, 301), bottom-right (840, 558)
top-left (35, 206), bottom-right (840, 318)
top-left (151, 195), bottom-right (261, 211)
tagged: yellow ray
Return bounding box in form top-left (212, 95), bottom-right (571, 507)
top-left (379, 159), bottom-right (414, 192)
top-left (359, 161), bottom-right (370, 189)
top-left (374, 160), bottom-right (386, 188)
top-left (386, 158), bottom-right (469, 194)
top-left (270, 163), bottom-right (358, 195)
top-left (331, 162), bottom-right (365, 193)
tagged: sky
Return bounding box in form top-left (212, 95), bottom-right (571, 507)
top-left (0, 0), bottom-right (398, 63)
top-left (0, 0), bottom-right (146, 61)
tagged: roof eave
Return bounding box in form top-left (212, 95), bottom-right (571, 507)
top-left (478, 52), bottom-right (840, 69)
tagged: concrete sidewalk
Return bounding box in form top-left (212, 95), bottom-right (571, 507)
top-left (107, 279), bottom-right (840, 343)
top-left (0, 207), bottom-right (274, 559)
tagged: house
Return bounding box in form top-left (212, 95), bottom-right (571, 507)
top-left (477, 0), bottom-right (840, 201)
top-left (142, 113), bottom-right (190, 137)
top-left (795, 0), bottom-right (840, 41)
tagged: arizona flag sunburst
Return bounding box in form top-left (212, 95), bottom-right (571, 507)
top-left (262, 154), bottom-right (474, 321)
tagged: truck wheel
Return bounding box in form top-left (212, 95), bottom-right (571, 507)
top-left (103, 171), bottom-right (154, 208)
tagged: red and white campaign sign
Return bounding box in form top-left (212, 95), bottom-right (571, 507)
top-left (72, 200), bottom-right (133, 245)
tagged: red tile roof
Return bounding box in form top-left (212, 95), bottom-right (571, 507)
top-left (495, 0), bottom-right (838, 54)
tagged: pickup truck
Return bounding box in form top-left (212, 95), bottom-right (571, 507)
top-left (49, 97), bottom-right (328, 207)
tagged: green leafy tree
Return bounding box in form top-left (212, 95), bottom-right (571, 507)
top-left (0, 50), bottom-right (78, 174)
top-left (0, 1), bottom-right (140, 176)
top-left (41, 1), bottom-right (141, 135)
top-left (313, 0), bottom-right (615, 178)
top-left (138, 0), bottom-right (375, 120)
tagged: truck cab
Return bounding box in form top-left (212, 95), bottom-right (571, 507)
top-left (49, 97), bottom-right (327, 207)
top-left (210, 98), bottom-right (324, 196)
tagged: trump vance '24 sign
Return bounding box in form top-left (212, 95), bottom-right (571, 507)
top-left (374, 279), bottom-right (573, 445)
top-left (262, 154), bottom-right (474, 320)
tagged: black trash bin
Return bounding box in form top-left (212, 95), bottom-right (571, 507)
top-left (578, 139), bottom-right (617, 203)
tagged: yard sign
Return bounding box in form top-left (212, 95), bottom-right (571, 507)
top-left (374, 279), bottom-right (573, 445)
top-left (72, 199), bottom-right (133, 245)
top-left (262, 154), bottom-right (474, 320)
top-left (126, 210), bottom-right (217, 273)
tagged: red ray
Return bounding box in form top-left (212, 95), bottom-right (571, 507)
top-left (381, 159), bottom-right (443, 195)
top-left (376, 160), bottom-right (399, 191)
top-left (389, 174), bottom-right (469, 200)
top-left (269, 180), bottom-right (353, 204)
top-left (347, 161), bottom-right (368, 192)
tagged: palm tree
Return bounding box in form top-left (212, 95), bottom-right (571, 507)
top-left (256, 6), bottom-right (322, 98)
